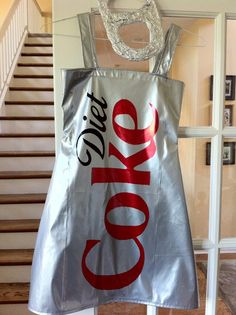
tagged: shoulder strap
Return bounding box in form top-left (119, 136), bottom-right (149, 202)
top-left (77, 13), bottom-right (98, 68)
top-left (152, 24), bottom-right (181, 76)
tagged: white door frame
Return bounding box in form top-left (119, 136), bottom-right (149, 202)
top-left (53, 1), bottom-right (236, 314)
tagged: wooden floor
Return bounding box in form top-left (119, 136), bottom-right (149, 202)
top-left (98, 264), bottom-right (233, 315)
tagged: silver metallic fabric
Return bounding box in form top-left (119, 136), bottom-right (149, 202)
top-left (97, 0), bottom-right (164, 61)
top-left (28, 12), bottom-right (199, 315)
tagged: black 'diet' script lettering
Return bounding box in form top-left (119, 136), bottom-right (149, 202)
top-left (76, 92), bottom-right (107, 166)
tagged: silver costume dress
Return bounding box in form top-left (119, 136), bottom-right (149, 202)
top-left (28, 13), bottom-right (199, 315)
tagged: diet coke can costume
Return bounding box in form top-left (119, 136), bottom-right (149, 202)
top-left (28, 1), bottom-right (199, 314)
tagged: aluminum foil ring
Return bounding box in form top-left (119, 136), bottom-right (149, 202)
top-left (97, 0), bottom-right (164, 61)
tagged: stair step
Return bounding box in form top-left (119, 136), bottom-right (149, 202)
top-left (0, 157), bottom-right (55, 174)
top-left (9, 87), bottom-right (53, 91)
top-left (21, 53), bottom-right (53, 57)
top-left (5, 101), bottom-right (54, 105)
top-left (0, 249), bottom-right (33, 266)
top-left (17, 63), bottom-right (53, 67)
top-left (22, 46), bottom-right (52, 56)
top-left (15, 66), bottom-right (53, 76)
top-left (0, 151), bottom-right (55, 157)
top-left (19, 56), bottom-right (53, 64)
top-left (0, 133), bottom-right (54, 138)
top-left (0, 219), bottom-right (39, 233)
top-left (0, 139), bottom-right (55, 152)
top-left (0, 194), bottom-right (46, 204)
top-left (0, 283), bottom-right (29, 304)
top-left (14, 75), bottom-right (53, 79)
top-left (0, 179), bottom-right (50, 195)
top-left (0, 116), bottom-right (54, 120)
top-left (0, 171), bottom-right (52, 179)
top-left (0, 204), bottom-right (43, 221)
top-left (0, 304), bottom-right (32, 314)
top-left (24, 43), bottom-right (52, 47)
top-left (0, 106), bottom-right (54, 117)
top-left (0, 265), bottom-right (32, 283)
top-left (0, 120), bottom-right (54, 134)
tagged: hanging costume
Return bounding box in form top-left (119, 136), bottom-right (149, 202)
top-left (28, 9), bottom-right (199, 315)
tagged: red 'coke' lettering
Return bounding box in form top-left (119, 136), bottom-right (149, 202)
top-left (82, 98), bottom-right (159, 290)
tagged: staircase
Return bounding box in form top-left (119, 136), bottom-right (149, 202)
top-left (0, 33), bottom-right (54, 314)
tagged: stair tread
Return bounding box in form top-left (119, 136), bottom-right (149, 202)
top-left (14, 75), bottom-right (53, 79)
top-left (0, 193), bottom-right (46, 204)
top-left (0, 171), bottom-right (52, 179)
top-left (9, 87), bottom-right (53, 91)
top-left (0, 283), bottom-right (29, 304)
top-left (0, 249), bottom-right (33, 266)
top-left (18, 63), bottom-right (53, 67)
top-left (0, 133), bottom-right (55, 138)
top-left (5, 101), bottom-right (54, 105)
top-left (0, 219), bottom-right (40, 233)
top-left (0, 151), bottom-right (55, 157)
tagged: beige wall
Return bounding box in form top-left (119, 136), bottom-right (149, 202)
top-left (0, 0), bottom-right (15, 29)
top-left (35, 0), bottom-right (52, 33)
top-left (36, 0), bottom-right (52, 13)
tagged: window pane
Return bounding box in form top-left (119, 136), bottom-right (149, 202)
top-left (166, 18), bottom-right (214, 127)
top-left (158, 253), bottom-right (208, 315)
top-left (217, 251), bottom-right (236, 314)
top-left (221, 138), bottom-right (236, 238)
top-left (225, 20), bottom-right (236, 127)
top-left (179, 138), bottom-right (211, 239)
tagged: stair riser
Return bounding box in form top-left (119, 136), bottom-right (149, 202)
top-left (0, 266), bottom-right (31, 282)
top-left (0, 138), bottom-right (55, 151)
top-left (22, 46), bottom-right (53, 54)
top-left (0, 121), bottom-right (54, 133)
top-left (0, 179), bottom-right (50, 194)
top-left (19, 56), bottom-right (53, 64)
top-left (0, 204), bottom-right (44, 220)
top-left (10, 78), bottom-right (53, 88)
top-left (15, 67), bottom-right (53, 76)
top-left (5, 91), bottom-right (54, 102)
top-left (0, 157), bottom-right (54, 171)
top-left (0, 233), bottom-right (37, 249)
top-left (0, 305), bottom-right (33, 315)
top-left (0, 105), bottom-right (54, 117)
top-left (26, 37), bottom-right (52, 44)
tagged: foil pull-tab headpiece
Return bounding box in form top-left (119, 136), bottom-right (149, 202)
top-left (97, 0), bottom-right (164, 61)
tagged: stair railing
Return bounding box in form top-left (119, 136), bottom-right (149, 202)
top-left (0, 0), bottom-right (45, 107)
